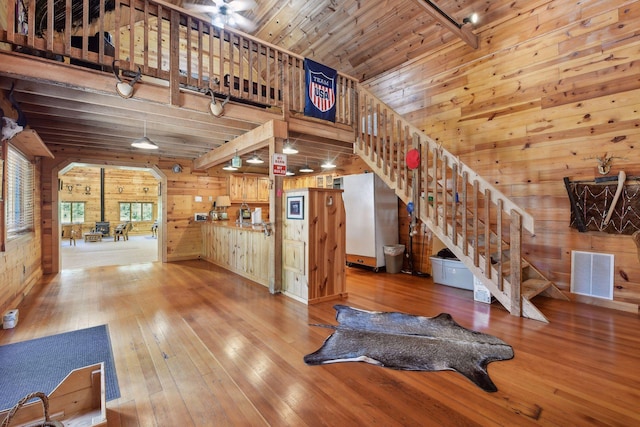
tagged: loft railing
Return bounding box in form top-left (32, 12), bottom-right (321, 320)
top-left (1, 0), bottom-right (357, 126)
top-left (357, 85), bottom-right (536, 318)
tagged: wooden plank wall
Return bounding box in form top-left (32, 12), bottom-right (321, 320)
top-left (365, 0), bottom-right (640, 306)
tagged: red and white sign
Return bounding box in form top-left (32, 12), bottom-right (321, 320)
top-left (273, 153), bottom-right (287, 176)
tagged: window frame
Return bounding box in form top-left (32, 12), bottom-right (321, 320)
top-left (3, 143), bottom-right (35, 243)
top-left (60, 201), bottom-right (86, 224)
top-left (119, 201), bottom-right (154, 222)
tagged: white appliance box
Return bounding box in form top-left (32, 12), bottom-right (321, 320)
top-left (430, 257), bottom-right (473, 291)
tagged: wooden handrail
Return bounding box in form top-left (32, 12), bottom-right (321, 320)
top-left (2, 0), bottom-right (358, 126)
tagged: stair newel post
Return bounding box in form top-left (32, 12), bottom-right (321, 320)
top-left (497, 199), bottom-right (503, 291)
top-left (357, 91), bottom-right (364, 151)
top-left (451, 163), bottom-right (458, 247)
top-left (461, 171), bottom-right (469, 257)
top-left (472, 180), bottom-right (479, 267)
top-left (484, 188), bottom-right (491, 279)
top-left (510, 210), bottom-right (523, 317)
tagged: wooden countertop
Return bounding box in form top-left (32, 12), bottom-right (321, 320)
top-left (203, 221), bottom-right (266, 232)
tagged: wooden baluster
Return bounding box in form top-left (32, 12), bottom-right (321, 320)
top-left (65, 0), bottom-right (72, 56)
top-left (129, 0), bottom-right (135, 67)
top-left (484, 188), bottom-right (491, 279)
top-left (114, 0), bottom-right (120, 61)
top-left (197, 20), bottom-right (205, 87)
top-left (186, 17), bottom-right (193, 85)
top-left (169, 10), bottom-right (180, 105)
top-left (473, 180), bottom-right (479, 267)
top-left (451, 163), bottom-right (458, 247)
top-left (441, 156), bottom-right (448, 237)
top-left (432, 149), bottom-right (439, 226)
top-left (143, 0), bottom-right (150, 75)
top-left (461, 171), bottom-right (468, 256)
top-left (496, 199), bottom-right (503, 291)
top-left (156, 4), bottom-right (163, 72)
top-left (510, 210), bottom-right (522, 317)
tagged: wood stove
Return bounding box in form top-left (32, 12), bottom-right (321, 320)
top-left (95, 222), bottom-right (110, 236)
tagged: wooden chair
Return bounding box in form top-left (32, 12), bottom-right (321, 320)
top-left (69, 224), bottom-right (82, 246)
top-left (114, 221), bottom-right (133, 241)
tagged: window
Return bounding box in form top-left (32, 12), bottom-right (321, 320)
top-left (120, 202), bottom-right (154, 222)
top-left (5, 145), bottom-right (34, 238)
top-left (60, 202), bottom-right (85, 223)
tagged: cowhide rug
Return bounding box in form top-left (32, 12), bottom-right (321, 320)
top-left (304, 305), bottom-right (514, 392)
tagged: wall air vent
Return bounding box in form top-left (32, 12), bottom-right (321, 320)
top-left (570, 251), bottom-right (614, 300)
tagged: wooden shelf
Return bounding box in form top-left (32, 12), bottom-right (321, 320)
top-left (7, 128), bottom-right (54, 158)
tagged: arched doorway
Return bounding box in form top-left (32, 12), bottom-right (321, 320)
top-left (55, 162), bottom-right (166, 271)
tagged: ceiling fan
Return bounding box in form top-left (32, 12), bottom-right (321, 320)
top-left (186, 0), bottom-right (257, 31)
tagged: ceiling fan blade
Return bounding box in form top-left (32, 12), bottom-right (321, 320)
top-left (184, 4), bottom-right (220, 14)
top-left (229, 0), bottom-right (257, 12)
top-left (232, 13), bottom-right (256, 31)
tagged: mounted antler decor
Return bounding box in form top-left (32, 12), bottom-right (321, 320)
top-left (112, 60), bottom-right (142, 98)
top-left (584, 152), bottom-right (627, 175)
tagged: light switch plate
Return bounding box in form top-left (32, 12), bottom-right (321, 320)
top-left (195, 196), bottom-right (202, 202)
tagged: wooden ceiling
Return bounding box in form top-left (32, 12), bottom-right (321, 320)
top-left (1, 0), bottom-right (491, 172)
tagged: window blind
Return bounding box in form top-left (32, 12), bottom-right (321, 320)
top-left (6, 145), bottom-right (34, 237)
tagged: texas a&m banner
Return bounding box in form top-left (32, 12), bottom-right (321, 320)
top-left (304, 58), bottom-right (337, 122)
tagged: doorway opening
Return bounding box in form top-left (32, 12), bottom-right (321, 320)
top-left (58, 164), bottom-right (161, 270)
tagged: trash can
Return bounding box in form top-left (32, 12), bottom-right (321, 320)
top-left (384, 244), bottom-right (405, 274)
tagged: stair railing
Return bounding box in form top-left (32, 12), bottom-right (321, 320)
top-left (357, 85), bottom-right (534, 317)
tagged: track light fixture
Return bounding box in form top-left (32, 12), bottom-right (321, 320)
top-left (462, 13), bottom-right (479, 25)
top-left (113, 60), bottom-right (142, 99)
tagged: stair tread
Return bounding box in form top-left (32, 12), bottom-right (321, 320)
top-left (522, 279), bottom-right (552, 299)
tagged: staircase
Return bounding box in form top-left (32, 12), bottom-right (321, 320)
top-left (355, 86), bottom-right (568, 323)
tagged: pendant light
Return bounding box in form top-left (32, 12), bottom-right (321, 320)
top-left (299, 157), bottom-right (314, 173)
top-left (131, 121), bottom-right (158, 150)
top-left (246, 151), bottom-right (264, 164)
top-left (231, 149), bottom-right (242, 168)
top-left (283, 140), bottom-right (298, 154)
top-left (223, 162), bottom-right (238, 171)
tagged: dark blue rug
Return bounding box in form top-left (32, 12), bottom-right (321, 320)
top-left (0, 325), bottom-right (120, 410)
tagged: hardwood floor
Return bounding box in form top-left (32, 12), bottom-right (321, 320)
top-left (1, 261), bottom-right (639, 426)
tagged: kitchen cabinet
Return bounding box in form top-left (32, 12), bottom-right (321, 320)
top-left (201, 223), bottom-right (271, 286)
top-left (229, 174), bottom-right (269, 203)
top-left (282, 188), bottom-right (347, 304)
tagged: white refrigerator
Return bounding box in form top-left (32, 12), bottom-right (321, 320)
top-left (341, 173), bottom-right (398, 271)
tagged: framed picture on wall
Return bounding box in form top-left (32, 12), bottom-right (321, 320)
top-left (287, 195), bottom-right (304, 220)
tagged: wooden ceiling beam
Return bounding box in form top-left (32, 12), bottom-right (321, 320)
top-left (413, 0), bottom-right (478, 49)
top-left (193, 120), bottom-right (288, 170)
